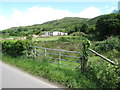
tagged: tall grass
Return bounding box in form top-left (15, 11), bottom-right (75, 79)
top-left (2, 55), bottom-right (98, 88)
top-left (2, 54), bottom-right (119, 88)
top-left (33, 36), bottom-right (83, 52)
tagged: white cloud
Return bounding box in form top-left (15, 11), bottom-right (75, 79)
top-left (100, 6), bottom-right (117, 14)
top-left (11, 7), bottom-right (74, 25)
top-left (0, 16), bottom-right (15, 30)
top-left (77, 7), bottom-right (101, 18)
top-left (0, 6), bottom-right (101, 30)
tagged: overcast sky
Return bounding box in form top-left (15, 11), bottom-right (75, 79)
top-left (0, 0), bottom-right (119, 30)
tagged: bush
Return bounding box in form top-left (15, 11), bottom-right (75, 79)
top-left (58, 36), bottom-right (85, 42)
top-left (88, 58), bottom-right (119, 88)
top-left (26, 35), bottom-right (33, 40)
top-left (2, 40), bottom-right (30, 57)
top-left (96, 14), bottom-right (120, 40)
top-left (93, 37), bottom-right (120, 52)
top-left (70, 32), bottom-right (88, 37)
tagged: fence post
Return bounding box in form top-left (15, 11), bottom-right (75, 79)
top-left (81, 39), bottom-right (91, 72)
top-left (26, 47), bottom-right (28, 57)
top-left (33, 47), bottom-right (36, 58)
top-left (58, 51), bottom-right (61, 64)
top-left (44, 49), bottom-right (46, 57)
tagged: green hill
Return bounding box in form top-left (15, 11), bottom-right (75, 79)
top-left (1, 13), bottom-right (120, 40)
top-left (0, 17), bottom-right (89, 37)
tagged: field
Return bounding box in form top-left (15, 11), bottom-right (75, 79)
top-left (32, 36), bottom-right (72, 41)
top-left (1, 36), bottom-right (120, 88)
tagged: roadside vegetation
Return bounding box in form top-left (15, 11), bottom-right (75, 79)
top-left (2, 53), bottom-right (119, 88)
top-left (1, 13), bottom-right (120, 88)
top-left (1, 36), bottom-right (120, 88)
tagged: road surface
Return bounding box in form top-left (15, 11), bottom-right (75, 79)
top-left (1, 61), bottom-right (64, 88)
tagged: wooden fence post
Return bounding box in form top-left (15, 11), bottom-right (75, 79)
top-left (26, 47), bottom-right (28, 57)
top-left (81, 39), bottom-right (90, 72)
top-left (58, 51), bottom-right (61, 64)
top-left (44, 49), bottom-right (46, 57)
top-left (33, 47), bottom-right (36, 58)
top-left (81, 54), bottom-right (88, 72)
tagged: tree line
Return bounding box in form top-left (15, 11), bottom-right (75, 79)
top-left (1, 13), bottom-right (120, 40)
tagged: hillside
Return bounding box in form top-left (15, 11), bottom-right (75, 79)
top-left (40, 17), bottom-right (89, 31)
top-left (1, 17), bottom-right (89, 37)
top-left (1, 13), bottom-right (120, 40)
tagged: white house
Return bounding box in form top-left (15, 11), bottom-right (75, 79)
top-left (43, 31), bottom-right (68, 36)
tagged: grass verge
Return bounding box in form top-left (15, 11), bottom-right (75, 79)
top-left (2, 55), bottom-right (98, 88)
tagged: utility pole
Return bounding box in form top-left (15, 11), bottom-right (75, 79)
top-left (118, 1), bottom-right (120, 13)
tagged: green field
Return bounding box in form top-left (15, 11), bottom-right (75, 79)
top-left (1, 36), bottom-right (119, 88)
top-left (32, 36), bottom-right (72, 41)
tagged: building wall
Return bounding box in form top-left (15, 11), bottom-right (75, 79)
top-left (43, 31), bottom-right (68, 36)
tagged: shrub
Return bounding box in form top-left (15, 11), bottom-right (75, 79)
top-left (58, 36), bottom-right (85, 42)
top-left (26, 35), bottom-right (33, 40)
top-left (93, 37), bottom-right (120, 52)
top-left (2, 40), bottom-right (30, 57)
top-left (88, 58), bottom-right (119, 88)
top-left (96, 14), bottom-right (120, 40)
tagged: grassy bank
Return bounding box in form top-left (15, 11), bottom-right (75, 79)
top-left (2, 54), bottom-right (119, 88)
top-left (2, 55), bottom-right (97, 88)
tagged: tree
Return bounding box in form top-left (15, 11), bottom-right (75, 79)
top-left (80, 23), bottom-right (88, 33)
top-left (33, 30), bottom-right (41, 35)
top-left (26, 35), bottom-right (33, 40)
top-left (96, 14), bottom-right (120, 40)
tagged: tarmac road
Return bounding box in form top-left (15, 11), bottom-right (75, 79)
top-left (1, 61), bottom-right (62, 88)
